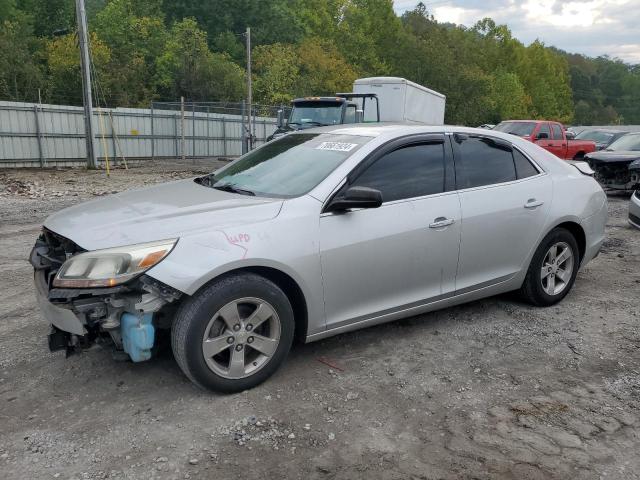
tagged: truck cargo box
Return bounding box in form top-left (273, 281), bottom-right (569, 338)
top-left (353, 77), bottom-right (446, 125)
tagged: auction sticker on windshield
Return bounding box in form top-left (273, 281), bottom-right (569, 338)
top-left (315, 142), bottom-right (358, 152)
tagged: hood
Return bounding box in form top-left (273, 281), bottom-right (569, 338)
top-left (585, 150), bottom-right (640, 165)
top-left (44, 179), bottom-right (283, 250)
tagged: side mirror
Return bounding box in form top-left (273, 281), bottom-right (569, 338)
top-left (329, 186), bottom-right (383, 212)
top-left (536, 132), bottom-right (549, 140)
top-left (276, 109), bottom-right (284, 128)
top-left (565, 131), bottom-right (575, 140)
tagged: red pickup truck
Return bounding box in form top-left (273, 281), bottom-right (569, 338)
top-left (493, 120), bottom-right (596, 160)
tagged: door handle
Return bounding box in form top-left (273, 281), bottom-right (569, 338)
top-left (524, 199), bottom-right (544, 209)
top-left (429, 217), bottom-right (455, 228)
top-left (547, 143), bottom-right (553, 146)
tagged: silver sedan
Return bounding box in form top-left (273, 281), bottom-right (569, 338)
top-left (630, 189), bottom-right (640, 229)
top-left (32, 124), bottom-right (607, 392)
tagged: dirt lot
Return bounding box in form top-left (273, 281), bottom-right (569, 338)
top-left (0, 162), bottom-right (639, 480)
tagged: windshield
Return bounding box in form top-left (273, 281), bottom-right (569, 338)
top-left (493, 122), bottom-right (537, 136)
top-left (607, 134), bottom-right (640, 151)
top-left (201, 133), bottom-right (371, 197)
top-left (289, 102), bottom-right (343, 126)
top-left (575, 130), bottom-right (616, 143)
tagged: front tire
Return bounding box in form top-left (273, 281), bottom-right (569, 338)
top-left (520, 228), bottom-right (579, 306)
top-left (171, 273), bottom-right (295, 393)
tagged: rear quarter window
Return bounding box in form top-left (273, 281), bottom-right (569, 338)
top-left (513, 149), bottom-right (539, 179)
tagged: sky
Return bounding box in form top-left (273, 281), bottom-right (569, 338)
top-left (393, 0), bottom-right (640, 64)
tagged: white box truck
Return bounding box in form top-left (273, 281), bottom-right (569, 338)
top-left (353, 77), bottom-right (446, 125)
top-left (268, 77), bottom-right (446, 140)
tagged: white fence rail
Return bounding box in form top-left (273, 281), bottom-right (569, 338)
top-left (0, 101), bottom-right (278, 168)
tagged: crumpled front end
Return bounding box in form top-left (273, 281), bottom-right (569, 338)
top-left (587, 157), bottom-right (640, 191)
top-left (30, 228), bottom-right (182, 361)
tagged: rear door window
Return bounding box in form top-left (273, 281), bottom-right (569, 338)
top-left (551, 124), bottom-right (563, 140)
top-left (538, 123), bottom-right (551, 139)
top-left (455, 137), bottom-right (516, 189)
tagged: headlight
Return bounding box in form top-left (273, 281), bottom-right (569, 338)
top-left (53, 239), bottom-right (177, 288)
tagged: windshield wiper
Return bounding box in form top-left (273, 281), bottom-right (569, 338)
top-left (212, 183), bottom-right (255, 196)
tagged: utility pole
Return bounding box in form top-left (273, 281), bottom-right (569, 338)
top-left (245, 27), bottom-right (253, 151)
top-left (75, 0), bottom-right (98, 169)
top-left (180, 96), bottom-right (186, 162)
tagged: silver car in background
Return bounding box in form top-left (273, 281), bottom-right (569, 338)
top-left (31, 124), bottom-right (607, 392)
top-left (630, 189), bottom-right (640, 229)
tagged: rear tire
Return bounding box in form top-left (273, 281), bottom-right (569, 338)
top-left (171, 273), bottom-right (295, 393)
top-left (520, 227), bottom-right (579, 306)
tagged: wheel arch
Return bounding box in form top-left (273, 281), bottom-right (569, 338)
top-left (573, 151), bottom-right (586, 160)
top-left (549, 220), bottom-right (586, 262)
top-left (190, 265), bottom-right (309, 343)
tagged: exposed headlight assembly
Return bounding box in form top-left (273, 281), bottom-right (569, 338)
top-left (53, 239), bottom-right (177, 288)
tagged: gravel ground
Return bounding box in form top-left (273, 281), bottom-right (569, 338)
top-left (0, 162), bottom-right (639, 480)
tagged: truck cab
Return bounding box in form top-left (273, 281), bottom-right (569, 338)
top-left (268, 97), bottom-right (365, 141)
top-left (494, 120), bottom-right (596, 160)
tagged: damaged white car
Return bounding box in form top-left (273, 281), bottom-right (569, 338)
top-left (31, 124), bottom-right (607, 392)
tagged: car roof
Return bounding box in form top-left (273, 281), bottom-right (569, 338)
top-left (289, 122), bottom-right (530, 139)
top-left (580, 128), bottom-right (625, 133)
top-left (287, 123), bottom-right (555, 156)
top-left (498, 120), bottom-right (551, 123)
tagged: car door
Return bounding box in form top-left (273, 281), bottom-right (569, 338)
top-left (535, 122), bottom-right (559, 157)
top-left (319, 135), bottom-right (461, 329)
top-left (452, 134), bottom-right (552, 292)
top-left (547, 123), bottom-right (567, 158)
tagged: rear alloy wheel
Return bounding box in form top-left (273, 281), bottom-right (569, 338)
top-left (520, 228), bottom-right (579, 306)
top-left (540, 242), bottom-right (574, 296)
top-left (172, 273), bottom-right (294, 393)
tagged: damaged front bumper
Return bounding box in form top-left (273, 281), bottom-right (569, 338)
top-left (30, 229), bottom-right (182, 362)
top-left (587, 158), bottom-right (640, 191)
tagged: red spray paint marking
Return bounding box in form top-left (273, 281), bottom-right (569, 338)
top-left (223, 232), bottom-right (250, 259)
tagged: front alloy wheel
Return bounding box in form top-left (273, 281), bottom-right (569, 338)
top-left (172, 273), bottom-right (295, 393)
top-left (202, 298), bottom-right (281, 379)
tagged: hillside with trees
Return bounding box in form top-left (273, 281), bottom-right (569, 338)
top-left (1, 0), bottom-right (638, 125)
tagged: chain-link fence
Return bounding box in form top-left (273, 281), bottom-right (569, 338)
top-left (151, 101), bottom-right (290, 156)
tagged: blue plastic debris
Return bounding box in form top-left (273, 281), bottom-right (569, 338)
top-left (121, 312), bottom-right (154, 362)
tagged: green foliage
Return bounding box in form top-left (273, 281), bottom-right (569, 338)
top-left (0, 0), bottom-right (638, 126)
top-left (155, 18), bottom-right (244, 101)
top-left (45, 31), bottom-right (112, 105)
top-left (253, 37), bottom-right (358, 105)
top-left (0, 13), bottom-right (44, 101)
top-left (17, 0), bottom-right (75, 37)
top-left (93, 0), bottom-right (168, 106)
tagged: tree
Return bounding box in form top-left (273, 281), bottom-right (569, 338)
top-left (0, 13), bottom-right (44, 102)
top-left (17, 0), bottom-right (75, 37)
top-left (253, 37), bottom-right (358, 105)
top-left (0, 0), bottom-right (18, 21)
top-left (518, 41), bottom-right (574, 122)
top-left (155, 18), bottom-right (244, 101)
top-left (491, 72), bottom-right (532, 121)
top-left (253, 43), bottom-right (299, 105)
top-left (93, 0), bottom-right (168, 106)
top-left (45, 31), bottom-right (112, 105)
